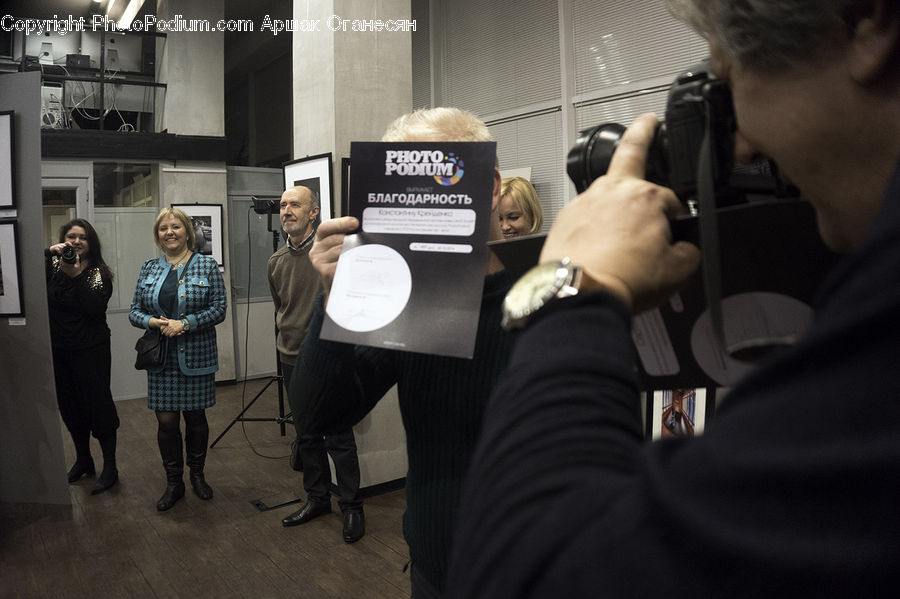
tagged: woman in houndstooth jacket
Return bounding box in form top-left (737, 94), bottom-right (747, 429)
top-left (129, 207), bottom-right (227, 511)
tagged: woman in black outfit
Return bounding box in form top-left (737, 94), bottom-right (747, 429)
top-left (46, 218), bottom-right (119, 494)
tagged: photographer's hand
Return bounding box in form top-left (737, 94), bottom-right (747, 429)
top-left (56, 245), bottom-right (88, 279)
top-left (540, 113), bottom-right (701, 313)
top-left (309, 216), bottom-right (360, 297)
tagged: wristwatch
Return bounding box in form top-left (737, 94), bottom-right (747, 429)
top-left (181, 318), bottom-right (190, 331)
top-left (501, 258), bottom-right (584, 330)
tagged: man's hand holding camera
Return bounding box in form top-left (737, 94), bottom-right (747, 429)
top-left (540, 113), bottom-right (701, 313)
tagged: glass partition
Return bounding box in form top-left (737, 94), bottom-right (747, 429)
top-left (93, 162), bottom-right (160, 309)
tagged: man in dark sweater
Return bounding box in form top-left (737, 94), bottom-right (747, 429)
top-left (445, 1), bottom-right (900, 597)
top-left (268, 186), bottom-right (363, 543)
top-left (290, 107), bottom-right (514, 597)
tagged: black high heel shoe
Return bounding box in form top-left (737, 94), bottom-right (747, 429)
top-left (67, 458), bottom-right (96, 483)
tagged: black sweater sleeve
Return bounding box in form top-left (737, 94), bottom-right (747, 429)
top-left (447, 283), bottom-right (900, 598)
top-left (445, 291), bottom-right (648, 598)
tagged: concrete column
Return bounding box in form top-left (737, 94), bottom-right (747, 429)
top-left (292, 0), bottom-right (413, 207)
top-left (291, 0), bottom-right (413, 487)
top-left (155, 0), bottom-right (225, 136)
top-left (154, 0), bottom-right (235, 380)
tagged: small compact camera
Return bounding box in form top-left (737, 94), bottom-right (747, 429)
top-left (566, 61), bottom-right (737, 206)
top-left (60, 245), bottom-right (78, 264)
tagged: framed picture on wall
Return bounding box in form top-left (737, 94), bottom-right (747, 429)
top-left (283, 153), bottom-right (334, 222)
top-left (0, 219), bottom-right (24, 315)
top-left (646, 388), bottom-right (716, 440)
top-left (340, 156), bottom-right (350, 218)
top-left (0, 111), bottom-right (14, 209)
top-left (171, 204), bottom-right (224, 271)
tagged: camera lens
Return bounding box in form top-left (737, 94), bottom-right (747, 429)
top-left (61, 245), bottom-right (78, 264)
top-left (566, 124), bottom-right (626, 195)
top-left (566, 122), bottom-right (669, 195)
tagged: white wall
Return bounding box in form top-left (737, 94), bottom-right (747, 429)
top-left (232, 300), bottom-right (279, 379)
top-left (155, 0), bottom-right (225, 137)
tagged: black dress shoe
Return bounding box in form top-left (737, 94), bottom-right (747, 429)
top-left (281, 501), bottom-right (331, 527)
top-left (156, 482), bottom-right (186, 511)
top-left (342, 511), bottom-right (365, 543)
top-left (91, 466), bottom-right (118, 495)
top-left (67, 458), bottom-right (96, 483)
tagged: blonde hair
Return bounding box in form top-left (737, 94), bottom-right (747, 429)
top-left (500, 177), bottom-right (543, 234)
top-left (153, 207), bottom-right (196, 250)
top-left (382, 107), bottom-right (493, 142)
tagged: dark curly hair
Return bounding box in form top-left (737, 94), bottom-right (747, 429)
top-left (58, 218), bottom-right (114, 282)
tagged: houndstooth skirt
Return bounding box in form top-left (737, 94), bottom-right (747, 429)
top-left (147, 339), bottom-right (216, 412)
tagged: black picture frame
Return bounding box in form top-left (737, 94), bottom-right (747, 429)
top-left (283, 153), bottom-right (335, 222)
top-left (645, 387), bottom-right (717, 439)
top-left (0, 111), bottom-right (14, 209)
top-left (170, 203), bottom-right (224, 271)
top-left (0, 219), bottom-right (24, 316)
top-left (340, 156), bottom-right (350, 218)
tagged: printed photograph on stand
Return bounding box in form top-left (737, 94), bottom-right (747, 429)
top-left (171, 204), bottom-right (224, 271)
top-left (0, 111), bottom-right (15, 209)
top-left (0, 219), bottom-right (24, 316)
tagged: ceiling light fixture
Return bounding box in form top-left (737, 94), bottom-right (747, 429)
top-left (106, 0), bottom-right (117, 15)
top-left (118, 0), bottom-right (146, 29)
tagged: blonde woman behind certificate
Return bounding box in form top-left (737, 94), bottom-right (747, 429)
top-left (498, 177), bottom-right (544, 238)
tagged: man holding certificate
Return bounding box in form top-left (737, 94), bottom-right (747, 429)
top-left (290, 107), bottom-right (514, 598)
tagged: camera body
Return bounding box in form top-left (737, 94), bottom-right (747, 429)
top-left (567, 61), bottom-right (735, 202)
top-left (252, 196), bottom-right (281, 215)
top-left (60, 245), bottom-right (78, 264)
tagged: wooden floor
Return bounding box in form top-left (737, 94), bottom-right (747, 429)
top-left (0, 379), bottom-right (411, 599)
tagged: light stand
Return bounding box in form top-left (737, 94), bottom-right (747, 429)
top-left (211, 196), bottom-right (291, 448)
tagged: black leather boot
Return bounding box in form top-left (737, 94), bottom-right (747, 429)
top-left (67, 431), bottom-right (95, 483)
top-left (91, 431), bottom-right (118, 495)
top-left (67, 456), bottom-right (95, 483)
top-left (185, 412), bottom-right (213, 500)
top-left (156, 428), bottom-right (185, 511)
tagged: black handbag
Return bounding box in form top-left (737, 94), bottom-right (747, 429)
top-left (134, 328), bottom-right (165, 370)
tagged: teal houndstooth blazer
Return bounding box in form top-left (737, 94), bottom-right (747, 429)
top-left (129, 254), bottom-right (227, 375)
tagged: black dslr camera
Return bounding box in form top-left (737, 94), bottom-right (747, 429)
top-left (567, 61), bottom-right (738, 207)
top-left (60, 245), bottom-right (78, 264)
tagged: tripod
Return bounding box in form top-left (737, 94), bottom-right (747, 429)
top-left (211, 198), bottom-right (291, 448)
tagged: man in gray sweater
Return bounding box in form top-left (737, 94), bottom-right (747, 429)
top-left (267, 185), bottom-right (364, 543)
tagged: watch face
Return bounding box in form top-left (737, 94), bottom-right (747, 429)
top-left (503, 261), bottom-right (570, 324)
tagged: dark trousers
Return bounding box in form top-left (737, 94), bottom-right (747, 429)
top-left (282, 357), bottom-right (362, 513)
top-left (410, 564), bottom-right (442, 599)
top-left (53, 341), bottom-right (119, 446)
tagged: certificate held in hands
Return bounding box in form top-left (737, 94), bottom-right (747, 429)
top-left (320, 141), bottom-right (497, 359)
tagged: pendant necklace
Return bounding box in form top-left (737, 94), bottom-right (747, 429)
top-left (169, 248), bottom-right (192, 270)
